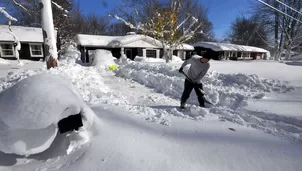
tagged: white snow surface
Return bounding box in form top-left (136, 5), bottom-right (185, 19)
top-left (0, 46), bottom-right (302, 170)
top-left (134, 55), bottom-right (183, 63)
top-left (0, 58), bottom-right (9, 65)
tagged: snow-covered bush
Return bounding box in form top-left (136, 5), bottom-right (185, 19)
top-left (171, 55), bottom-right (183, 62)
top-left (0, 74), bottom-right (95, 155)
top-left (89, 49), bottom-right (116, 68)
top-left (134, 56), bottom-right (165, 63)
top-left (59, 43), bottom-right (81, 63)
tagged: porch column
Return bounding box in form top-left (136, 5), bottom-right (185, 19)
top-left (156, 49), bottom-right (160, 58)
top-left (121, 47), bottom-right (125, 56)
top-left (85, 48), bottom-right (89, 63)
top-left (143, 49), bottom-right (146, 57)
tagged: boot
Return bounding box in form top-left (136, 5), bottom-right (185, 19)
top-left (180, 101), bottom-right (186, 109)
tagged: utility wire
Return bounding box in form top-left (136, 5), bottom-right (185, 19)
top-left (256, 0), bottom-right (302, 23)
top-left (276, 0), bottom-right (302, 16)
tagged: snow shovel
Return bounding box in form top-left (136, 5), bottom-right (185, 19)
top-left (181, 71), bottom-right (206, 94)
top-left (181, 71), bottom-right (213, 105)
top-left (58, 113), bottom-right (83, 134)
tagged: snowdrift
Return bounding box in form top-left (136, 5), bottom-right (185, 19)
top-left (89, 49), bottom-right (116, 68)
top-left (134, 55), bottom-right (183, 63)
top-left (0, 74), bottom-right (95, 155)
top-left (59, 44), bottom-right (81, 63)
top-left (115, 61), bottom-right (293, 109)
top-left (0, 58), bottom-right (9, 65)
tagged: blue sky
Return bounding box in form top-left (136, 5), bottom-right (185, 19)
top-left (78, 0), bottom-right (253, 40)
top-left (0, 0), bottom-right (253, 40)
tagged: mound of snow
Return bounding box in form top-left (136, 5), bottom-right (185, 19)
top-left (0, 58), bottom-right (9, 65)
top-left (89, 50), bottom-right (116, 68)
top-left (134, 56), bottom-right (165, 63)
top-left (134, 56), bottom-right (183, 63)
top-left (172, 55), bottom-right (183, 62)
top-left (59, 44), bottom-right (81, 63)
top-left (0, 74), bottom-right (95, 155)
top-left (115, 62), bottom-right (293, 109)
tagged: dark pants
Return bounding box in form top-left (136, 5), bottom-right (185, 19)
top-left (181, 79), bottom-right (205, 107)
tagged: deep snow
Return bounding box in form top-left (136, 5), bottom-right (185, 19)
top-left (0, 47), bottom-right (302, 171)
top-left (0, 74), bottom-right (95, 155)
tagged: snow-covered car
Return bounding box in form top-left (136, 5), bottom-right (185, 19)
top-left (0, 74), bottom-right (95, 156)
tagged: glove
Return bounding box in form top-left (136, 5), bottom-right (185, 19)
top-left (178, 68), bottom-right (183, 73)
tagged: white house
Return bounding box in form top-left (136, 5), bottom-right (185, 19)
top-left (192, 41), bottom-right (270, 60)
top-left (75, 33), bottom-right (194, 63)
top-left (0, 25), bottom-right (59, 60)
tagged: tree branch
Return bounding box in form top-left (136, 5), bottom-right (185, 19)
top-left (51, 1), bottom-right (69, 16)
top-left (11, 0), bottom-right (28, 12)
top-left (0, 7), bottom-right (17, 21)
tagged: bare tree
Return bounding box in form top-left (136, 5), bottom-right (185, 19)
top-left (111, 0), bottom-right (210, 62)
top-left (254, 0), bottom-right (302, 60)
top-left (108, 22), bottom-right (132, 36)
top-left (228, 16), bottom-right (270, 49)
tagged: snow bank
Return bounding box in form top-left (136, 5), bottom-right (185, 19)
top-left (172, 55), bottom-right (183, 62)
top-left (89, 50), bottom-right (116, 68)
top-left (115, 62), bottom-right (302, 142)
top-left (0, 74), bottom-right (95, 155)
top-left (59, 43), bottom-right (81, 63)
top-left (0, 58), bottom-right (9, 65)
top-left (134, 56), bottom-right (165, 63)
top-left (134, 56), bottom-right (183, 63)
top-left (116, 62), bottom-right (293, 109)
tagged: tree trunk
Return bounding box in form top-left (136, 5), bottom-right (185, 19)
top-left (285, 44), bottom-right (291, 60)
top-left (277, 32), bottom-right (284, 61)
top-left (39, 0), bottom-right (58, 69)
top-left (274, 1), bottom-right (279, 60)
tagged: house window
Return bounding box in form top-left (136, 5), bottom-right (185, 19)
top-left (0, 44), bottom-right (14, 57)
top-left (30, 44), bottom-right (43, 57)
top-left (146, 49), bottom-right (156, 58)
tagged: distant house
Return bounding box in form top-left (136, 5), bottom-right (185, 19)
top-left (192, 41), bottom-right (270, 60)
top-left (75, 33), bottom-right (194, 63)
top-left (0, 25), bottom-right (58, 60)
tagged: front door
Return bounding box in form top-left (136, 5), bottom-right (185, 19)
top-left (125, 49), bottom-right (133, 60)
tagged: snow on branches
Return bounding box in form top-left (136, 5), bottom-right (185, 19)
top-left (0, 7), bottom-right (17, 21)
top-left (110, 1), bottom-right (203, 62)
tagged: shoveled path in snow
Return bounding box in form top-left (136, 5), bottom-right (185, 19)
top-left (101, 71), bottom-right (212, 126)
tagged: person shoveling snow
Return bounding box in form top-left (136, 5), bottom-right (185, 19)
top-left (178, 51), bottom-right (213, 109)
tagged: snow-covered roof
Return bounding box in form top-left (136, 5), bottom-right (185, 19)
top-left (76, 34), bottom-right (163, 48)
top-left (174, 43), bottom-right (194, 50)
top-left (193, 41), bottom-right (269, 53)
top-left (0, 25), bottom-right (44, 43)
top-left (76, 34), bottom-right (193, 50)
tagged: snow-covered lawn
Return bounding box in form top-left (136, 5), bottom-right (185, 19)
top-left (0, 49), bottom-right (302, 171)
